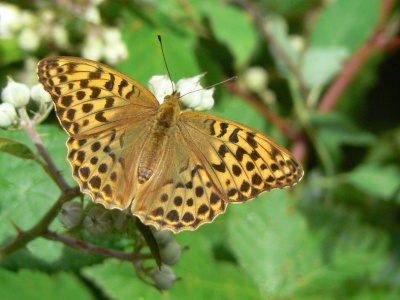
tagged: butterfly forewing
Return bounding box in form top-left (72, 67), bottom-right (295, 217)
top-left (38, 57), bottom-right (159, 210)
top-left (37, 57), bottom-right (159, 137)
top-left (180, 113), bottom-right (303, 202)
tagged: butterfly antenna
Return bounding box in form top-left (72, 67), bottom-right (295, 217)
top-left (157, 34), bottom-right (175, 92)
top-left (179, 76), bottom-right (238, 98)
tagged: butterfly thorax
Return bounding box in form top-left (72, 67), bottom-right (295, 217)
top-left (137, 92), bottom-right (181, 184)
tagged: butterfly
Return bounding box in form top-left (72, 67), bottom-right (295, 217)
top-left (37, 56), bottom-right (303, 233)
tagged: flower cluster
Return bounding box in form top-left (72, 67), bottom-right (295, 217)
top-left (148, 74), bottom-right (215, 111)
top-left (0, 77), bottom-right (52, 129)
top-left (0, 1), bottom-right (127, 65)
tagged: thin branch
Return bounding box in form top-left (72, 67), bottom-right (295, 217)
top-left (0, 186), bottom-right (80, 259)
top-left (225, 81), bottom-right (299, 141)
top-left (42, 230), bottom-right (153, 262)
top-left (230, 0), bottom-right (309, 99)
top-left (318, 0), bottom-right (398, 112)
top-left (18, 108), bottom-right (71, 191)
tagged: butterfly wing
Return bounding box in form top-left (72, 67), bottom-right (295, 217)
top-left (38, 57), bottom-right (159, 208)
top-left (132, 112), bottom-right (303, 232)
top-left (180, 112), bottom-right (304, 201)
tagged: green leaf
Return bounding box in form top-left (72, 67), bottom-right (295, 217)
top-left (347, 163), bottom-right (400, 201)
top-left (301, 47), bottom-right (348, 86)
top-left (198, 1), bottom-right (258, 66)
top-left (0, 38), bottom-right (24, 65)
top-left (227, 189), bottom-right (388, 298)
top-left (0, 136), bottom-right (36, 160)
top-left (0, 269), bottom-right (93, 300)
top-left (264, 15), bottom-right (299, 76)
top-left (0, 125), bottom-right (74, 267)
top-left (260, 0), bottom-right (318, 16)
top-left (119, 10), bottom-right (198, 85)
top-left (83, 231), bottom-right (261, 299)
top-left (310, 0), bottom-right (380, 53)
top-left (228, 190), bottom-right (321, 298)
top-left (311, 112), bottom-right (376, 161)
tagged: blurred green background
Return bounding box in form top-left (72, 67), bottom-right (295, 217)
top-left (0, 0), bottom-right (400, 299)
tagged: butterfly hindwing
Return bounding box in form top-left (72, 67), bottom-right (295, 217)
top-left (132, 127), bottom-right (227, 232)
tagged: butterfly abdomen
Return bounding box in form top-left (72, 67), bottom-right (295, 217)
top-left (137, 93), bottom-right (181, 184)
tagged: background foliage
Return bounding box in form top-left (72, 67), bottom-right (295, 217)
top-left (0, 0), bottom-right (399, 299)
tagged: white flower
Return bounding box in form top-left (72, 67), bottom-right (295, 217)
top-left (147, 74), bottom-right (215, 110)
top-left (52, 25), bottom-right (69, 49)
top-left (103, 27), bottom-right (122, 44)
top-left (31, 84), bottom-right (52, 105)
top-left (0, 103), bottom-right (17, 127)
top-left (1, 77), bottom-right (30, 108)
top-left (82, 34), bottom-right (104, 61)
top-left (176, 74), bottom-right (214, 111)
top-left (243, 66), bottom-right (268, 93)
top-left (18, 27), bottom-right (40, 52)
top-left (148, 75), bottom-right (175, 104)
top-left (85, 6), bottom-right (101, 24)
top-left (192, 88), bottom-right (214, 111)
top-left (0, 3), bottom-right (21, 37)
top-left (103, 41), bottom-right (128, 65)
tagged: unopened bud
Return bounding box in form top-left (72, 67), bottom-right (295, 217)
top-left (58, 201), bottom-right (84, 229)
top-left (149, 265), bottom-right (179, 290)
top-left (0, 103), bottom-right (17, 127)
top-left (84, 205), bottom-right (113, 235)
top-left (243, 67), bottom-right (268, 93)
top-left (31, 83), bottom-right (51, 105)
top-left (160, 240), bottom-right (186, 265)
top-left (1, 77), bottom-right (30, 108)
top-left (151, 227), bottom-right (173, 245)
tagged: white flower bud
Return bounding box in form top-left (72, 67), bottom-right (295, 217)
top-left (82, 34), bottom-right (104, 62)
top-left (1, 77), bottom-right (30, 108)
top-left (31, 83), bottom-right (52, 105)
top-left (20, 11), bottom-right (36, 28)
top-left (103, 27), bottom-right (122, 44)
top-left (0, 103), bottom-right (17, 127)
top-left (18, 28), bottom-right (40, 52)
top-left (0, 3), bottom-right (21, 37)
top-left (52, 25), bottom-right (69, 49)
top-left (243, 67), bottom-right (268, 93)
top-left (289, 35), bottom-right (305, 53)
top-left (148, 75), bottom-right (175, 104)
top-left (103, 41), bottom-right (128, 65)
top-left (85, 6), bottom-right (101, 24)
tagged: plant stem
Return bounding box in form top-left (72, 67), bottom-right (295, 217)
top-left (42, 230), bottom-right (153, 262)
top-left (18, 107), bottom-right (70, 191)
top-left (318, 0), bottom-right (398, 112)
top-left (0, 186), bottom-right (80, 259)
top-left (225, 81), bottom-right (299, 141)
